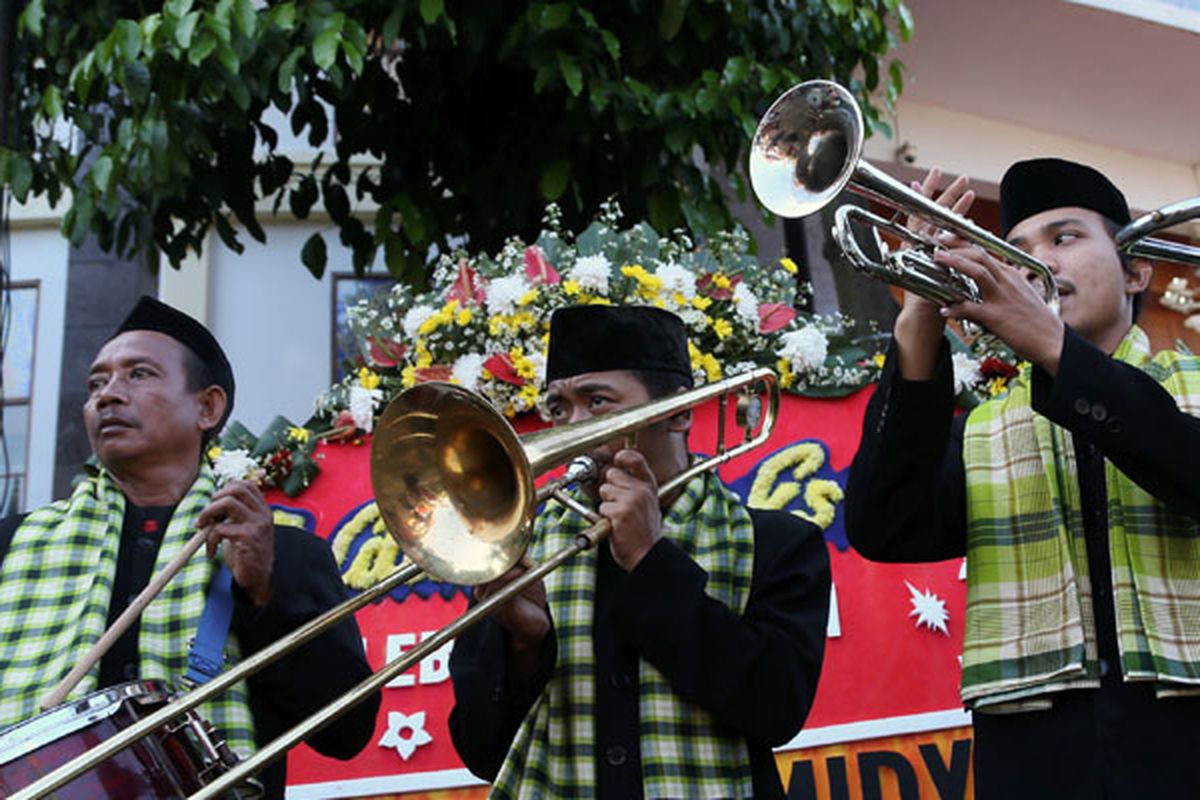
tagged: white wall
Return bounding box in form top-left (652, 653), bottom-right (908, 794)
top-left (206, 222), bottom-right (382, 435)
top-left (864, 99), bottom-right (1200, 231)
top-left (7, 225), bottom-right (70, 508)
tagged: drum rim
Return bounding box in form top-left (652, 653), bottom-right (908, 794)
top-left (0, 680), bottom-right (171, 767)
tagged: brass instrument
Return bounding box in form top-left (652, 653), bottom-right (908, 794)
top-left (749, 79), bottom-right (1059, 310)
top-left (13, 368), bottom-right (778, 799)
top-left (1116, 197), bottom-right (1200, 267)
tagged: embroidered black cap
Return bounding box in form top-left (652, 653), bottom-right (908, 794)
top-left (546, 305), bottom-right (692, 385)
top-left (1000, 158), bottom-right (1131, 238)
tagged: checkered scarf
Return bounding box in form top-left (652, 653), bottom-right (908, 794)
top-left (491, 469), bottom-right (756, 799)
top-left (0, 467), bottom-right (256, 756)
top-left (960, 326), bottom-right (1200, 708)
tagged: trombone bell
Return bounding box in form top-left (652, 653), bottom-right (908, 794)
top-left (370, 382), bottom-right (534, 586)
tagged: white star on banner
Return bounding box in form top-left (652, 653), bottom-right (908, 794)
top-left (378, 710), bottom-right (433, 760)
top-left (905, 581), bottom-right (950, 636)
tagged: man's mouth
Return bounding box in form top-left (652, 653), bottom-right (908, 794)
top-left (98, 418), bottom-right (134, 432)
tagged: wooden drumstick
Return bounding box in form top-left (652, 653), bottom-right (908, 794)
top-left (40, 527), bottom-right (210, 710)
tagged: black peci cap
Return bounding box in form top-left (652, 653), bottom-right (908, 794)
top-left (546, 305), bottom-right (692, 385)
top-left (1000, 158), bottom-right (1131, 238)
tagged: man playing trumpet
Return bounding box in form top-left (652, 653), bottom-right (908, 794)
top-left (846, 159), bottom-right (1200, 797)
top-left (449, 304), bottom-right (831, 799)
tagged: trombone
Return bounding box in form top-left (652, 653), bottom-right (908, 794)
top-left (749, 79), bottom-right (1059, 309)
top-left (12, 367), bottom-right (778, 799)
top-left (1116, 197), bottom-right (1200, 267)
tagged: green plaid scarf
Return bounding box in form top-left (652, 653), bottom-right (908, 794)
top-left (491, 469), bottom-right (756, 799)
top-left (961, 326), bottom-right (1200, 708)
top-left (0, 467), bottom-right (256, 756)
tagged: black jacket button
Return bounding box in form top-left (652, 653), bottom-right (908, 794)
top-left (1090, 403), bottom-right (1107, 422)
top-left (604, 744), bottom-right (628, 766)
top-left (1074, 398), bottom-right (1091, 415)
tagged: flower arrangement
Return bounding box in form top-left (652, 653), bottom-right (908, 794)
top-left (328, 201), bottom-right (876, 424)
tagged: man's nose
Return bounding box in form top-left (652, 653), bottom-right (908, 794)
top-left (93, 376), bottom-right (126, 406)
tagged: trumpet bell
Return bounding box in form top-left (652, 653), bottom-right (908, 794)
top-left (370, 382), bottom-right (534, 586)
top-left (749, 80), bottom-right (864, 218)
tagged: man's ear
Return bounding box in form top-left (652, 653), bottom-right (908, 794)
top-left (196, 386), bottom-right (228, 437)
top-left (667, 407), bottom-right (693, 434)
top-left (1125, 257), bottom-right (1153, 295)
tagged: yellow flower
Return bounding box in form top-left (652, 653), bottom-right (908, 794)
top-left (711, 272), bottom-right (732, 289)
top-left (692, 296), bottom-right (713, 311)
top-left (401, 365), bottom-right (418, 389)
top-left (287, 426), bottom-right (311, 444)
top-left (207, 446), bottom-right (222, 460)
top-left (872, 352), bottom-right (886, 369)
top-left (518, 288), bottom-right (540, 306)
top-left (510, 348), bottom-right (537, 380)
top-left (701, 353), bottom-right (721, 382)
top-left (713, 318), bottom-right (733, 339)
top-left (621, 264), bottom-right (663, 301)
top-left (456, 308), bottom-right (473, 326)
top-left (780, 257), bottom-right (799, 275)
top-left (989, 377), bottom-right (1008, 396)
top-left (563, 280), bottom-right (581, 296)
top-left (488, 316), bottom-right (504, 336)
top-left (519, 383), bottom-right (540, 406)
top-left (415, 344), bottom-right (433, 369)
top-left (776, 357), bottom-right (796, 389)
top-left (358, 367), bottom-right (381, 390)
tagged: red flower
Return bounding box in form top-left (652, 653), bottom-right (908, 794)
top-left (366, 337), bottom-right (407, 368)
top-left (980, 356), bottom-right (1018, 379)
top-left (524, 245), bottom-right (561, 285)
top-left (413, 365), bottom-right (453, 383)
top-left (757, 303), bottom-right (797, 333)
top-left (697, 272), bottom-right (741, 300)
top-left (325, 410), bottom-right (359, 442)
top-left (447, 258), bottom-right (487, 305)
top-left (483, 353), bottom-right (526, 386)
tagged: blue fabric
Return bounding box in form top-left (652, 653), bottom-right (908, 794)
top-left (185, 564), bottom-right (235, 685)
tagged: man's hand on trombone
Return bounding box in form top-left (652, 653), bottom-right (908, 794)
top-left (597, 448), bottom-right (663, 572)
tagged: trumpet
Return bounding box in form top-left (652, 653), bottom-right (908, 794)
top-left (12, 368), bottom-right (778, 799)
top-left (749, 79), bottom-right (1059, 310)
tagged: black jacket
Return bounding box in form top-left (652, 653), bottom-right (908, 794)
top-left (448, 508), bottom-right (830, 799)
top-left (0, 513), bottom-right (379, 799)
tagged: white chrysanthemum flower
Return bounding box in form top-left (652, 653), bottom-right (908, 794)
top-left (951, 352), bottom-right (983, 395)
top-left (402, 304), bottom-right (437, 339)
top-left (452, 353), bottom-right (488, 392)
top-left (726, 361), bottom-right (759, 376)
top-left (212, 449), bottom-right (259, 485)
top-left (657, 262), bottom-right (696, 302)
top-left (349, 385), bottom-right (382, 433)
top-left (733, 282), bottom-right (760, 328)
top-left (568, 254), bottom-right (612, 294)
top-left (527, 351), bottom-right (548, 385)
top-left (778, 326), bottom-right (829, 372)
top-left (486, 274), bottom-right (532, 316)
top-left (679, 308), bottom-right (707, 329)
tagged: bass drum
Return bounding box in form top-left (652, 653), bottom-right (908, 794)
top-left (0, 680), bottom-right (261, 799)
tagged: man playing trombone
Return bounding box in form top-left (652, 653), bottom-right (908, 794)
top-left (0, 297), bottom-right (379, 797)
top-left (845, 159), bottom-right (1200, 797)
top-left (448, 304), bottom-right (831, 799)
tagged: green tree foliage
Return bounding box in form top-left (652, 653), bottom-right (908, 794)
top-left (1, 0), bottom-right (912, 282)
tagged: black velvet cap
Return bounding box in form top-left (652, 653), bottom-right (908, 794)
top-left (1000, 158), bottom-right (1130, 237)
top-left (546, 305), bottom-right (692, 384)
top-left (114, 296), bottom-right (235, 425)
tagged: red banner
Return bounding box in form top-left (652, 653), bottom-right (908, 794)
top-left (267, 389), bottom-right (973, 799)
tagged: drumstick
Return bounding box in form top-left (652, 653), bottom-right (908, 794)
top-left (40, 527), bottom-right (210, 710)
